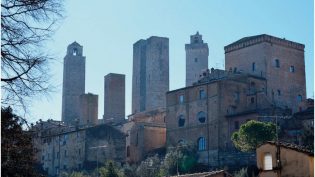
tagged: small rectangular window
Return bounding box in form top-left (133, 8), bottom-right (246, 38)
top-left (199, 89), bottom-right (206, 99)
top-left (264, 153), bottom-right (273, 170)
top-left (290, 66), bottom-right (295, 73)
top-left (275, 59), bottom-right (280, 68)
top-left (179, 95), bottom-right (184, 104)
top-left (277, 90), bottom-right (281, 96)
top-left (252, 62), bottom-right (256, 71)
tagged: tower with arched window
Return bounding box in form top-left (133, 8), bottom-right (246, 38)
top-left (62, 42), bottom-right (86, 125)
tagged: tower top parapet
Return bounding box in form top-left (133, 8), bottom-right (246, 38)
top-left (190, 31), bottom-right (204, 44)
top-left (67, 41), bottom-right (83, 56)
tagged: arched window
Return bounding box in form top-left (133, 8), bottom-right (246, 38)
top-left (197, 111), bottom-right (206, 123)
top-left (178, 115), bottom-right (185, 127)
top-left (264, 153), bottom-right (273, 170)
top-left (73, 48), bottom-right (77, 56)
top-left (198, 137), bottom-right (206, 151)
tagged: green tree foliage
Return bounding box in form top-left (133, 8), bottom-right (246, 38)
top-left (233, 168), bottom-right (248, 177)
top-left (231, 120), bottom-right (276, 152)
top-left (1, 107), bottom-right (45, 177)
top-left (136, 155), bottom-right (161, 177)
top-left (301, 127), bottom-right (314, 151)
top-left (162, 143), bottom-right (198, 176)
top-left (98, 161), bottom-right (123, 177)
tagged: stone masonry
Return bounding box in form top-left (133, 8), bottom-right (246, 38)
top-left (103, 73), bottom-right (125, 124)
top-left (224, 34), bottom-right (306, 113)
top-left (186, 32), bottom-right (209, 86)
top-left (132, 36), bottom-right (169, 113)
top-left (62, 42), bottom-right (86, 125)
top-left (79, 93), bottom-right (98, 126)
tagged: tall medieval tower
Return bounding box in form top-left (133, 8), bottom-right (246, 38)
top-left (185, 32), bottom-right (209, 86)
top-left (132, 36), bottom-right (169, 113)
top-left (62, 42), bottom-right (86, 124)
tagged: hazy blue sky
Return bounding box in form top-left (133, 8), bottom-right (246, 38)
top-left (28, 0), bottom-right (314, 123)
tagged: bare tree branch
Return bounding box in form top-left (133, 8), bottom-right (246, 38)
top-left (1, 0), bottom-right (64, 108)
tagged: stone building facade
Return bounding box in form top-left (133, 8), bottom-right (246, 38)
top-left (103, 73), bottom-right (125, 124)
top-left (166, 34), bottom-right (308, 170)
top-left (31, 121), bottom-right (126, 176)
top-left (79, 93), bottom-right (98, 126)
top-left (185, 32), bottom-right (209, 86)
top-left (224, 34), bottom-right (306, 113)
top-left (62, 42), bottom-right (86, 125)
top-left (166, 69), bottom-right (268, 169)
top-left (132, 36), bottom-right (169, 114)
top-left (122, 108), bottom-right (166, 163)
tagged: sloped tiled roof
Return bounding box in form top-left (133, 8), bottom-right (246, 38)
top-left (260, 141), bottom-right (313, 156)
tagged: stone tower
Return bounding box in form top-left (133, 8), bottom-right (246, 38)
top-left (224, 34), bottom-right (306, 113)
top-left (185, 32), bottom-right (209, 86)
top-left (79, 93), bottom-right (98, 126)
top-left (103, 73), bottom-right (125, 124)
top-left (61, 42), bottom-right (86, 125)
top-left (132, 36), bottom-right (169, 113)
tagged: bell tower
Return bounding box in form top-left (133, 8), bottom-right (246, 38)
top-left (185, 32), bottom-right (209, 86)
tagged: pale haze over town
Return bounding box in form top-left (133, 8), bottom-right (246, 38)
top-left (28, 0), bottom-right (314, 123)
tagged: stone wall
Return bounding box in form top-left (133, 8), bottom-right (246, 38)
top-left (104, 73), bottom-right (125, 124)
top-left (185, 32), bottom-right (209, 86)
top-left (225, 34), bottom-right (306, 113)
top-left (79, 93), bottom-right (98, 125)
top-left (132, 36), bottom-right (169, 114)
top-left (62, 42), bottom-right (86, 125)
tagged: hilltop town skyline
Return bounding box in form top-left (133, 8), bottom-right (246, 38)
top-left (27, 0), bottom-right (313, 123)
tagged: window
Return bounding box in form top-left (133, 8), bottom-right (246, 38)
top-left (251, 97), bottom-right (255, 104)
top-left (136, 132), bottom-right (139, 146)
top-left (234, 121), bottom-right (239, 130)
top-left (42, 155), bottom-right (45, 161)
top-left (199, 89), bottom-right (206, 99)
top-left (195, 58), bottom-right (198, 62)
top-left (127, 146), bottom-right (130, 157)
top-left (64, 150), bottom-right (67, 157)
top-left (263, 153), bottom-right (273, 170)
top-left (277, 90), bottom-right (281, 96)
top-left (297, 95), bottom-right (302, 102)
top-left (234, 92), bottom-right (240, 102)
top-left (78, 149), bottom-right (81, 156)
top-left (57, 152), bottom-right (59, 159)
top-left (198, 137), bottom-right (206, 151)
top-left (290, 66), bottom-right (295, 73)
top-left (275, 59), bottom-right (280, 68)
top-left (178, 115), bottom-right (185, 127)
top-left (252, 62), bottom-right (256, 71)
top-left (73, 48), bottom-right (77, 56)
top-left (197, 111), bottom-right (206, 123)
top-left (179, 95), bottom-right (184, 104)
top-left (194, 37), bottom-right (199, 43)
top-left (64, 165), bottom-right (67, 170)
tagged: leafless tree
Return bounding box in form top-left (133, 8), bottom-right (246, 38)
top-left (1, 0), bottom-right (63, 109)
